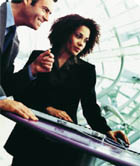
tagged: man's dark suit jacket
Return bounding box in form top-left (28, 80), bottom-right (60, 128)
top-left (5, 50), bottom-right (111, 161)
top-left (0, 2), bottom-right (35, 97)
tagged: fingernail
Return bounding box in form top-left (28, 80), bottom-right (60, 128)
top-left (35, 117), bottom-right (39, 121)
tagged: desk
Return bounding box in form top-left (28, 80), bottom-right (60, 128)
top-left (1, 110), bottom-right (140, 166)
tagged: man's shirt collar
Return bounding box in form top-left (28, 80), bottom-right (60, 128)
top-left (6, 2), bottom-right (15, 28)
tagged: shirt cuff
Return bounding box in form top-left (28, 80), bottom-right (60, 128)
top-left (28, 65), bottom-right (37, 80)
top-left (0, 96), bottom-right (7, 100)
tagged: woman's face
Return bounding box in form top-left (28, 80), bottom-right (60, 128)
top-left (65, 25), bottom-right (90, 56)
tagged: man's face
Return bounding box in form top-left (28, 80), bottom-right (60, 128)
top-left (24, 0), bottom-right (54, 30)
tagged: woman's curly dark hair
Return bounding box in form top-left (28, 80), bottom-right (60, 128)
top-left (49, 14), bottom-right (100, 57)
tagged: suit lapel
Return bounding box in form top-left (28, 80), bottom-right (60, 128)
top-left (7, 32), bottom-right (19, 68)
top-left (0, 3), bottom-right (7, 53)
top-left (0, 2), bottom-right (19, 70)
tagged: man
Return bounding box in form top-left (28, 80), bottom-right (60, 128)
top-left (0, 0), bottom-right (57, 119)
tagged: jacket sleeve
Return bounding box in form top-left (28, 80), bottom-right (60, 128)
top-left (81, 64), bottom-right (111, 134)
top-left (0, 85), bottom-right (6, 97)
top-left (1, 50), bottom-right (44, 97)
top-left (13, 50), bottom-right (47, 112)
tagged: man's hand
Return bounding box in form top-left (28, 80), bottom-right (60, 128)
top-left (31, 50), bottom-right (54, 75)
top-left (46, 106), bottom-right (73, 122)
top-left (107, 130), bottom-right (130, 145)
top-left (0, 99), bottom-right (38, 121)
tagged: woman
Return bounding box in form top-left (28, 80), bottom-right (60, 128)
top-left (5, 14), bottom-right (129, 166)
top-left (21, 14), bottom-right (129, 140)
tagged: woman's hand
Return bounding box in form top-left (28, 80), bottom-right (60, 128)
top-left (46, 106), bottom-right (73, 122)
top-left (107, 130), bottom-right (130, 145)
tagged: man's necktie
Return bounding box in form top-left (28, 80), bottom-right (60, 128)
top-left (3, 26), bottom-right (16, 52)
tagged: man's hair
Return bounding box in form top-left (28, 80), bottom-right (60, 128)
top-left (12, 0), bottom-right (57, 6)
top-left (49, 14), bottom-right (100, 57)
